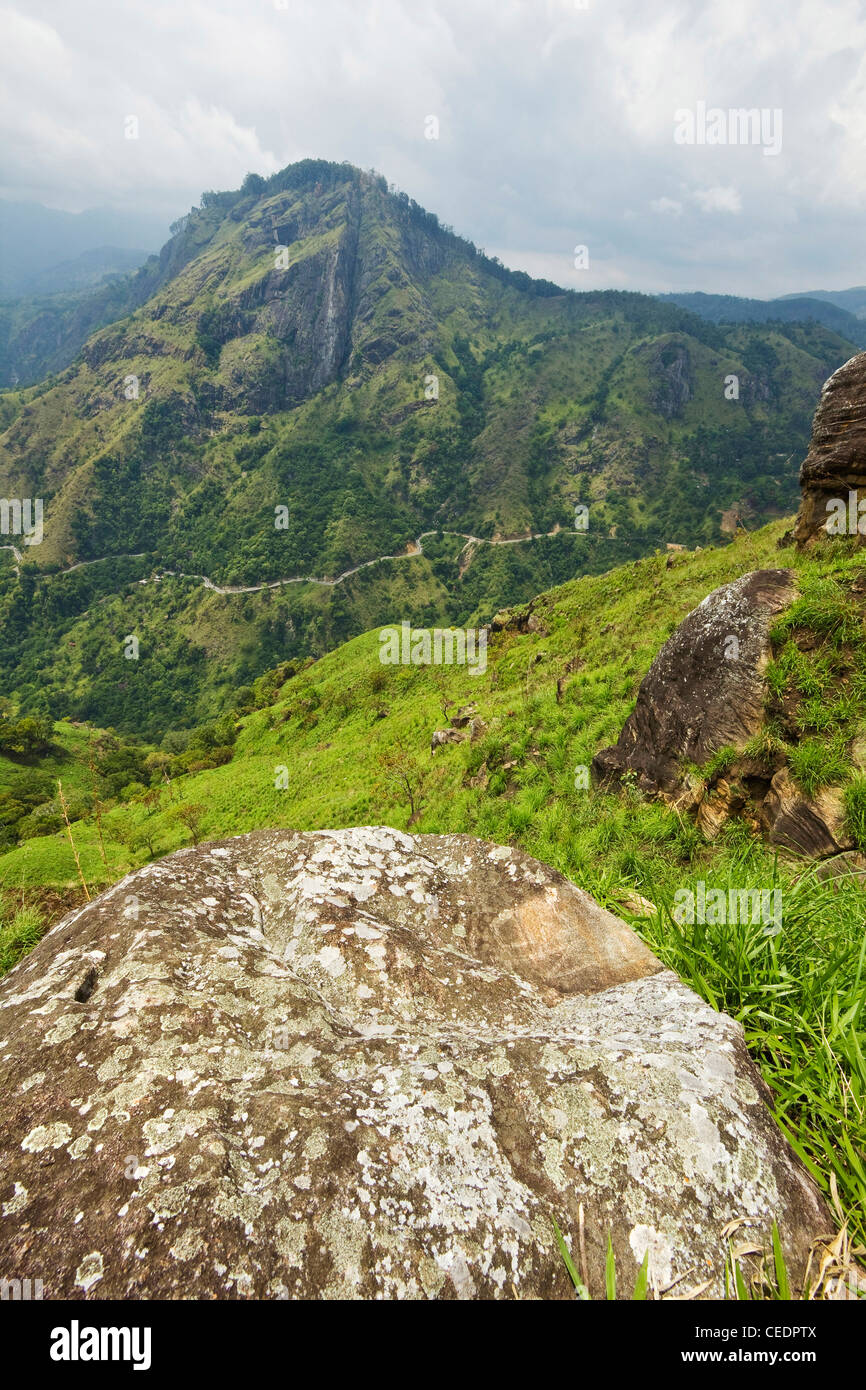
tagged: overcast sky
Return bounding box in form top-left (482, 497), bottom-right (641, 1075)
top-left (1, 0), bottom-right (865, 296)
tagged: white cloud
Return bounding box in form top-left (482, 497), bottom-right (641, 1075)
top-left (691, 186), bottom-right (743, 214)
top-left (0, 0), bottom-right (864, 294)
top-left (650, 197), bottom-right (684, 216)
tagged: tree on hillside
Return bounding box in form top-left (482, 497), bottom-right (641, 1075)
top-left (0, 715), bottom-right (55, 756)
top-left (171, 802), bottom-right (207, 846)
top-left (113, 810), bottom-right (160, 863)
top-left (379, 739), bottom-right (423, 823)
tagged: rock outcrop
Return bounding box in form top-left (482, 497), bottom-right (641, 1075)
top-left (757, 771), bottom-right (853, 858)
top-left (591, 549), bottom-right (866, 860)
top-left (0, 827), bottom-right (833, 1300)
top-left (793, 351), bottom-right (866, 546)
top-left (431, 704), bottom-right (486, 753)
top-left (591, 569), bottom-right (862, 858)
top-left (647, 339), bottom-right (692, 419)
top-left (593, 570), bottom-right (796, 794)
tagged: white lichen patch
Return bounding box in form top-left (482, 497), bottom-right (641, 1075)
top-left (316, 945), bottom-right (346, 977)
top-left (74, 1251), bottom-right (104, 1292)
top-left (22, 1121), bottom-right (72, 1152)
top-left (629, 1224), bottom-right (676, 1288)
top-left (2, 1181), bottom-right (29, 1215)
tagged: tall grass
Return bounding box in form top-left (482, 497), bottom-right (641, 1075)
top-left (636, 859), bottom-right (866, 1250)
top-left (0, 901), bottom-right (47, 975)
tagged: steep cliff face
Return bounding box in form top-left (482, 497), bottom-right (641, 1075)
top-left (226, 197), bottom-right (362, 409)
top-left (793, 350), bottom-right (866, 545)
top-left (647, 339), bottom-right (693, 418)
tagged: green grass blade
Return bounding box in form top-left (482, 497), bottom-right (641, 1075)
top-left (771, 1222), bottom-right (792, 1301)
top-left (551, 1216), bottom-right (590, 1300)
top-left (733, 1254), bottom-right (751, 1302)
top-left (632, 1249), bottom-right (650, 1300)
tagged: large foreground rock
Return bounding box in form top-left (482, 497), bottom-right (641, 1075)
top-left (793, 351), bottom-right (866, 546)
top-left (0, 828), bottom-right (833, 1299)
top-left (593, 570), bottom-right (796, 795)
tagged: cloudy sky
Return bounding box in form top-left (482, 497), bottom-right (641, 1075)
top-left (1, 0), bottom-right (865, 296)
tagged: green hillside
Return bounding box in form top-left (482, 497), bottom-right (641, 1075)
top-left (2, 518), bottom-right (858, 893)
top-left (0, 160), bottom-right (857, 734)
top-left (2, 519), bottom-right (864, 1255)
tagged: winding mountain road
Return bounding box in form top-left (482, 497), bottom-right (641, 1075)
top-left (2, 526), bottom-right (573, 594)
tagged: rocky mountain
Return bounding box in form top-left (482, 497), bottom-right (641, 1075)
top-left (1, 172), bottom-right (863, 1305)
top-left (0, 160), bottom-right (858, 734)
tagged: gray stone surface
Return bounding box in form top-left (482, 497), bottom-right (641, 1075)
top-left (0, 827), bottom-right (832, 1299)
top-left (793, 351), bottom-right (866, 546)
top-left (593, 569), bottom-right (796, 795)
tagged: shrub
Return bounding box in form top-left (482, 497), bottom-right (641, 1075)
top-left (120, 781), bottom-right (147, 802)
top-left (788, 737), bottom-right (849, 796)
top-left (0, 905), bottom-right (46, 976)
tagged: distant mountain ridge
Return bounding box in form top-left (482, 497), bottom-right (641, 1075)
top-left (0, 200), bottom-right (166, 296)
top-left (776, 286), bottom-right (866, 319)
top-left (658, 290), bottom-right (866, 347)
top-left (18, 246), bottom-right (150, 297)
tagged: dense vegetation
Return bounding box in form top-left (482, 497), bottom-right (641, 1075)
top-left (0, 160), bottom-right (857, 734)
top-left (659, 290), bottom-right (866, 347)
top-left (0, 700), bottom-right (242, 855)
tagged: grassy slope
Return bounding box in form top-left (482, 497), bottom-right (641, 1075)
top-left (0, 717), bottom-right (97, 800)
top-left (2, 520), bottom-right (864, 1252)
top-left (2, 523), bottom-right (789, 887)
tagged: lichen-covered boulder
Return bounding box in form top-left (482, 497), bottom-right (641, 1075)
top-left (593, 570), bottom-right (796, 795)
top-left (0, 827), bottom-right (832, 1299)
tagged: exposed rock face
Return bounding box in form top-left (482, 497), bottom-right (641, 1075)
top-left (814, 850), bottom-right (866, 887)
top-left (0, 828), bottom-right (833, 1300)
top-left (591, 566), bottom-right (863, 861)
top-left (793, 351), bottom-right (866, 546)
top-left (491, 597), bottom-right (550, 636)
top-left (648, 340), bottom-right (692, 419)
top-left (430, 727), bottom-right (465, 752)
top-left (593, 570), bottom-right (796, 794)
top-left (758, 771), bottom-right (853, 858)
top-left (430, 705), bottom-right (486, 753)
